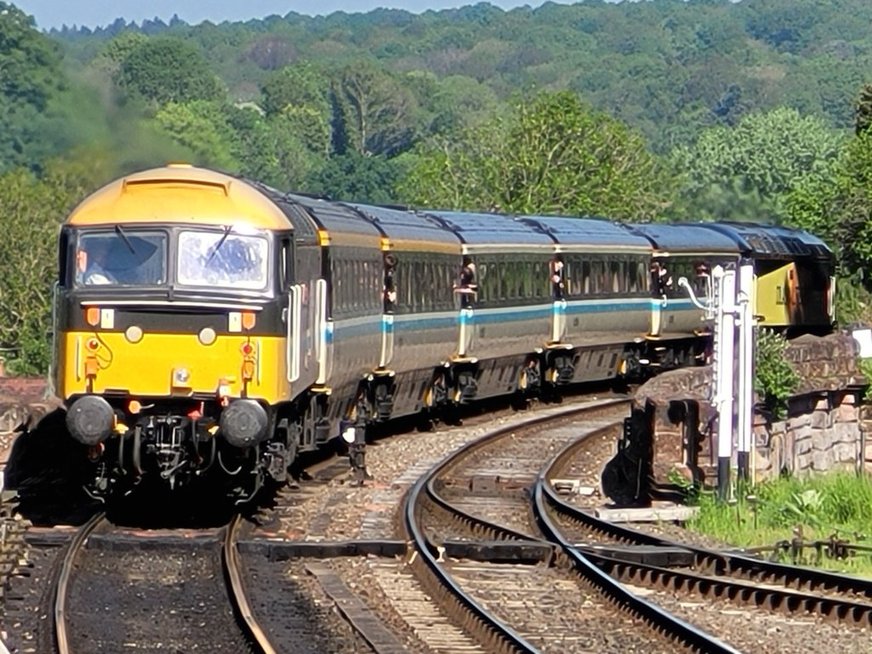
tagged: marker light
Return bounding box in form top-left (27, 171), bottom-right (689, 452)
top-left (85, 307), bottom-right (100, 326)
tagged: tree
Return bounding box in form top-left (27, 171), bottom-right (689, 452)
top-left (856, 83), bottom-right (872, 135)
top-left (154, 101), bottom-right (237, 169)
top-left (331, 62), bottom-right (420, 157)
top-left (783, 129), bottom-right (872, 323)
top-left (0, 3), bottom-right (68, 170)
top-left (0, 154), bottom-right (112, 374)
top-left (310, 152), bottom-right (402, 204)
top-left (668, 107), bottom-right (843, 222)
top-left (398, 91), bottom-right (671, 220)
top-left (261, 62), bottom-right (330, 118)
top-left (115, 38), bottom-right (225, 106)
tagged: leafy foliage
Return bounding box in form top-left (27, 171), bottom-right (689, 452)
top-left (0, 154), bottom-right (112, 374)
top-left (310, 152), bottom-right (404, 204)
top-left (669, 108), bottom-right (844, 222)
top-left (785, 130), bottom-right (872, 283)
top-left (0, 3), bottom-right (73, 170)
top-left (754, 329), bottom-right (799, 418)
top-left (399, 91), bottom-right (671, 219)
top-left (857, 83), bottom-right (872, 135)
top-left (115, 37), bottom-right (225, 105)
top-left (331, 62), bottom-right (420, 157)
top-left (689, 473), bottom-right (872, 577)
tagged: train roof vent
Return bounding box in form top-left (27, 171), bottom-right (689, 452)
top-left (747, 233), bottom-right (785, 255)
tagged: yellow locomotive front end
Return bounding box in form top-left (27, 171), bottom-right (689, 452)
top-left (54, 165), bottom-right (300, 501)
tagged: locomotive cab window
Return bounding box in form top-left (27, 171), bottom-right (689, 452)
top-left (75, 229), bottom-right (168, 287)
top-left (177, 229), bottom-right (270, 290)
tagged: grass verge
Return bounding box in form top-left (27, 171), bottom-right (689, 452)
top-left (686, 472), bottom-right (872, 576)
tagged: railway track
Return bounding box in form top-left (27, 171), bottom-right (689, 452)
top-left (404, 397), bottom-right (739, 653)
top-left (50, 513), bottom-right (261, 653)
top-left (536, 428), bottom-right (872, 632)
top-left (7, 389), bottom-right (869, 653)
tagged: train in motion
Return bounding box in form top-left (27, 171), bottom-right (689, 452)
top-left (53, 164), bottom-right (835, 501)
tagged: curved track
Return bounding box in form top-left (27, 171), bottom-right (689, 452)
top-left (53, 512), bottom-right (105, 654)
top-left (538, 432), bottom-right (872, 627)
top-left (404, 398), bottom-right (738, 653)
top-left (224, 513), bottom-right (279, 653)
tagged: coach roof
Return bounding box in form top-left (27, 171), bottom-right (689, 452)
top-left (520, 215), bottom-right (651, 250)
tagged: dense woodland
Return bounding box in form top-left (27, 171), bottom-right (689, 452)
top-left (1, 0), bottom-right (872, 374)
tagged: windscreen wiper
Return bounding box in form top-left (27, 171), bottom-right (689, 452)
top-left (115, 224), bottom-right (136, 254)
top-left (206, 225), bottom-right (233, 263)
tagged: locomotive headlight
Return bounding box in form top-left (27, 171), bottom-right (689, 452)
top-left (198, 327), bottom-right (217, 345)
top-left (125, 325), bottom-right (143, 343)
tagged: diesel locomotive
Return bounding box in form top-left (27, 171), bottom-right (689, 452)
top-left (53, 164), bottom-right (835, 501)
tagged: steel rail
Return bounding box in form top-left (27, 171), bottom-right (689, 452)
top-left (540, 480), bottom-right (872, 626)
top-left (224, 513), bottom-right (278, 654)
top-left (402, 398), bottom-right (628, 653)
top-left (531, 473), bottom-right (741, 654)
top-left (544, 434), bottom-right (872, 601)
top-left (404, 462), bottom-right (536, 653)
top-left (54, 511), bottom-right (105, 654)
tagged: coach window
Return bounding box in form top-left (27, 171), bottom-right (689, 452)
top-left (587, 260), bottom-right (596, 294)
top-left (502, 260), bottom-right (512, 300)
top-left (476, 261), bottom-right (488, 303)
top-left (611, 260), bottom-right (622, 293)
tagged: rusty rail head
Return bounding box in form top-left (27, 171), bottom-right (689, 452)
top-left (224, 513), bottom-right (278, 654)
top-left (533, 453), bottom-right (742, 654)
top-left (54, 511), bottom-right (106, 654)
top-left (540, 433), bottom-right (872, 630)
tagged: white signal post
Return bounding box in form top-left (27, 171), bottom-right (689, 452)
top-left (678, 261), bottom-right (754, 501)
top-left (712, 265), bottom-right (736, 499)
top-left (735, 259), bottom-right (755, 484)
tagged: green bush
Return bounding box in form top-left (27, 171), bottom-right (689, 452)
top-left (754, 329), bottom-right (800, 418)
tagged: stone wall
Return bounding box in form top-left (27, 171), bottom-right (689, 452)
top-left (754, 390), bottom-right (865, 480)
top-left (621, 332), bottom-right (869, 498)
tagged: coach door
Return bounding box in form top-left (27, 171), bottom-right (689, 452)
top-left (379, 252), bottom-right (396, 369)
top-left (312, 278), bottom-right (332, 384)
top-left (286, 284), bottom-right (302, 383)
top-left (455, 258), bottom-right (477, 358)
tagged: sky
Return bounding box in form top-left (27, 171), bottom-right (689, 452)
top-left (12, 1), bottom-right (569, 31)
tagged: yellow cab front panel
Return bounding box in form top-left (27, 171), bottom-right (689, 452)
top-left (58, 330), bottom-right (289, 405)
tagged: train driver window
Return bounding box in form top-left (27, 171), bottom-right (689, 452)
top-left (76, 230), bottom-right (167, 287)
top-left (178, 230), bottom-right (269, 290)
